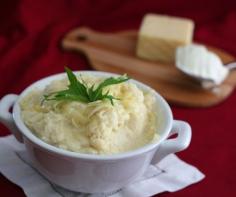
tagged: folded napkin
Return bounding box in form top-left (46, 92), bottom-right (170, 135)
top-left (0, 135), bottom-right (205, 197)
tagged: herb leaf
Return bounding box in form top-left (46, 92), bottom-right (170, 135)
top-left (43, 67), bottom-right (130, 105)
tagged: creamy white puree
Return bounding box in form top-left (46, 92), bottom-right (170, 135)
top-left (20, 75), bottom-right (159, 155)
top-left (176, 44), bottom-right (229, 85)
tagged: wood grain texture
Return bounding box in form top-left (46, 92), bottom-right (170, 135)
top-left (61, 27), bottom-right (236, 107)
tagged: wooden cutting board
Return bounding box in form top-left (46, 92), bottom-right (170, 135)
top-left (61, 27), bottom-right (236, 107)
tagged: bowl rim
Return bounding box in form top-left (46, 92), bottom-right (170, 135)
top-left (13, 70), bottom-right (173, 161)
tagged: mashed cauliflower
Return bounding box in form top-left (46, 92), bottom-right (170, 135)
top-left (20, 75), bottom-right (159, 154)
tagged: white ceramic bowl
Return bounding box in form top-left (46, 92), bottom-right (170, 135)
top-left (0, 71), bottom-right (191, 193)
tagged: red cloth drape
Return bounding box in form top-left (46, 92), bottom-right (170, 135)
top-left (0, 0), bottom-right (236, 196)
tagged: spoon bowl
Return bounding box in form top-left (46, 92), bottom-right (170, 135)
top-left (177, 62), bottom-right (236, 88)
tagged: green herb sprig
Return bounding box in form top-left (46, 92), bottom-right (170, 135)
top-left (43, 67), bottom-right (130, 105)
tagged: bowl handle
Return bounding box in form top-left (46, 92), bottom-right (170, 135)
top-left (151, 120), bottom-right (191, 164)
top-left (0, 94), bottom-right (23, 143)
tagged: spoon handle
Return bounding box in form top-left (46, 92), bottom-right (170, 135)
top-left (225, 62), bottom-right (236, 70)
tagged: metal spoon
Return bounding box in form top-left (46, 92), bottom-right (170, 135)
top-left (177, 62), bottom-right (236, 88)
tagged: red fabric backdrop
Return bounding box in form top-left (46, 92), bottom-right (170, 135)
top-left (0, 0), bottom-right (236, 196)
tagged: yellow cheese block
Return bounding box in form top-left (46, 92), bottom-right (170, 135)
top-left (136, 14), bottom-right (194, 63)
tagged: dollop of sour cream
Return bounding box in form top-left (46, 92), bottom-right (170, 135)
top-left (176, 44), bottom-right (229, 85)
top-left (20, 75), bottom-right (159, 155)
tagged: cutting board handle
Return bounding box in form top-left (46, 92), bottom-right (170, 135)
top-left (62, 27), bottom-right (136, 54)
top-left (62, 27), bottom-right (93, 53)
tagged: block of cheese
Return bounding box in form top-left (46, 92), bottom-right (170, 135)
top-left (136, 14), bottom-right (194, 63)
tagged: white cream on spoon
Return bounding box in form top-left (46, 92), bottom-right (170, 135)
top-left (175, 44), bottom-right (236, 88)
